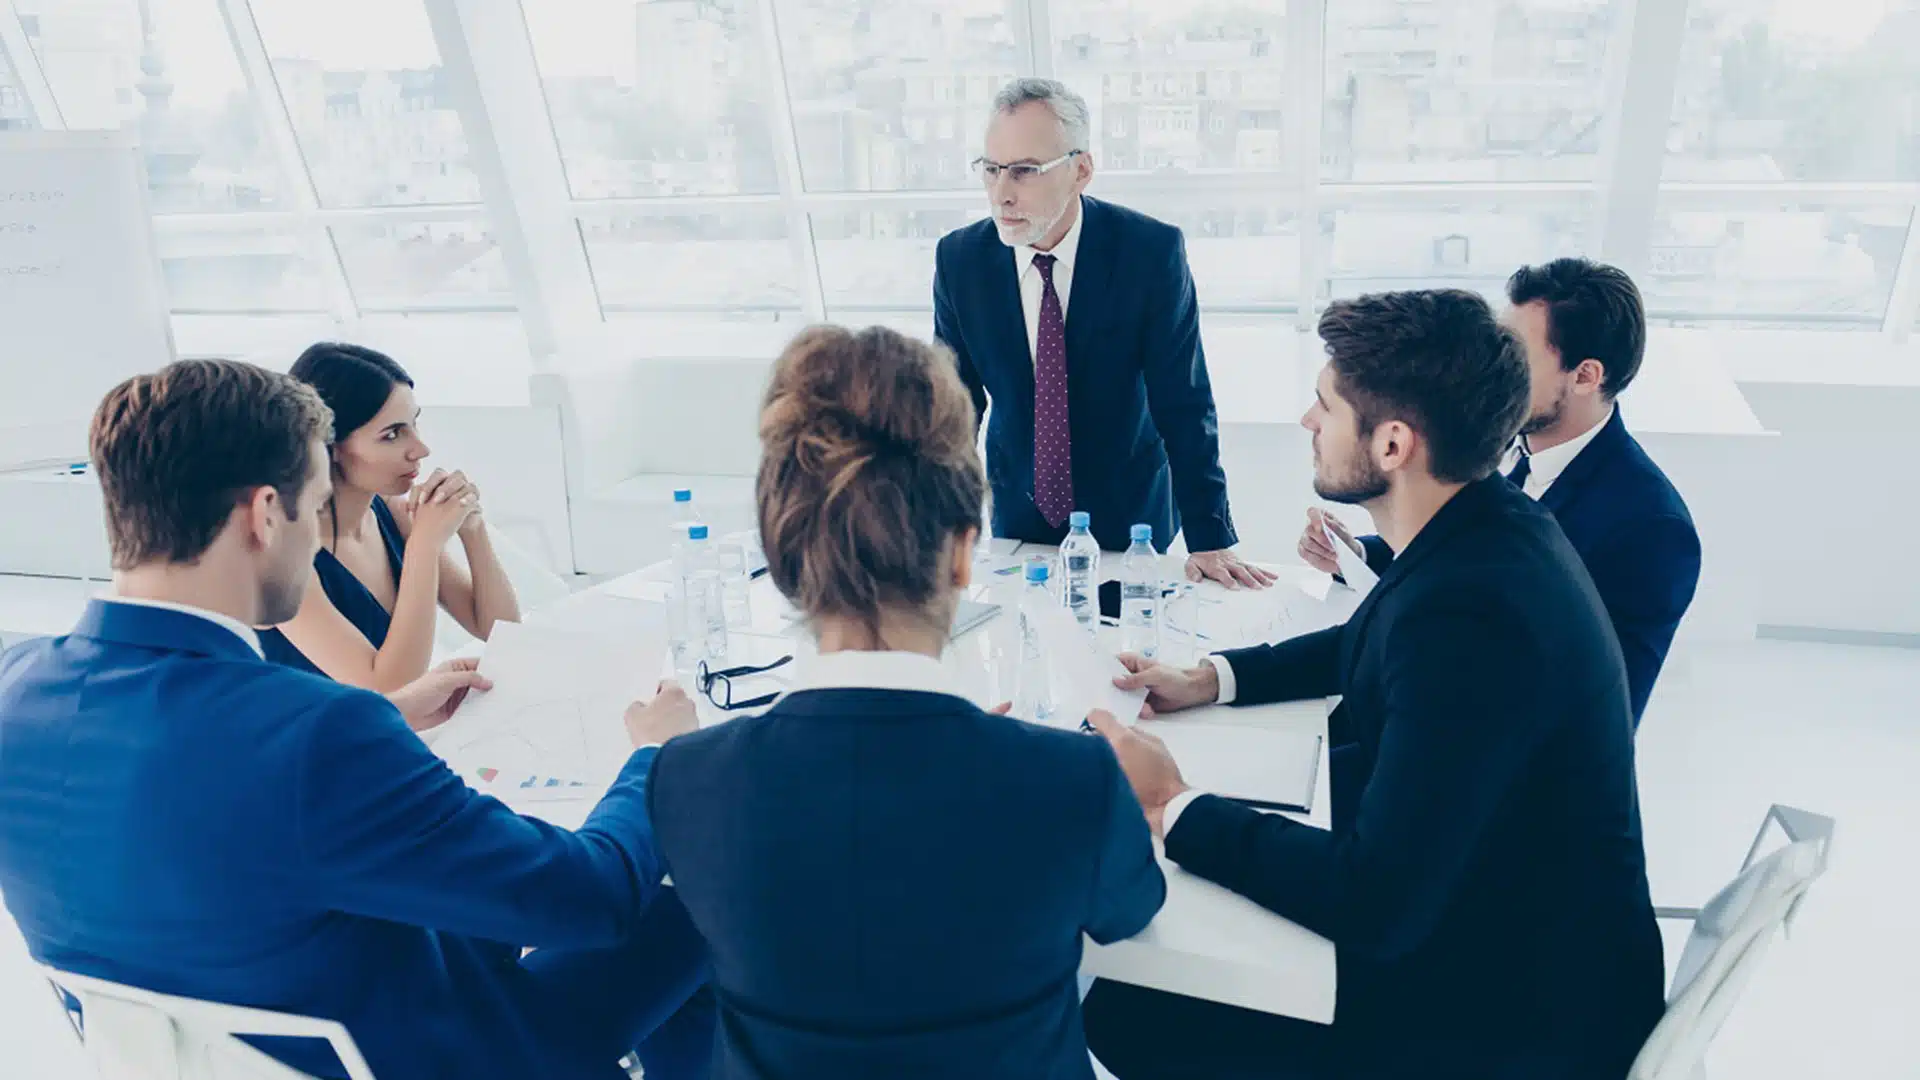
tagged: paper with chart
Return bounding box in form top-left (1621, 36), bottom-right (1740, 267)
top-left (1026, 599), bottom-right (1148, 729)
top-left (431, 619), bottom-right (666, 797)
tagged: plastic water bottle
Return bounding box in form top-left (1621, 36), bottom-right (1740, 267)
top-left (1120, 524), bottom-right (1161, 659)
top-left (1015, 562), bottom-right (1056, 724)
top-left (670, 524), bottom-right (726, 677)
top-left (685, 525), bottom-right (728, 665)
top-left (1058, 511), bottom-right (1099, 631)
top-left (670, 487), bottom-right (701, 531)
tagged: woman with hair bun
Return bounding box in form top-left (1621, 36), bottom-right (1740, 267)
top-left (644, 324), bottom-right (1165, 1079)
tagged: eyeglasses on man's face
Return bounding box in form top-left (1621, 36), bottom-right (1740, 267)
top-left (970, 150), bottom-right (1083, 185)
top-left (696, 655), bottom-right (794, 712)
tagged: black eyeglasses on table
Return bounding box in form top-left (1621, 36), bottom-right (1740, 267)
top-left (696, 655), bottom-right (794, 711)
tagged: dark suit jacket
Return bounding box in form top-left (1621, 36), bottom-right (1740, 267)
top-left (1180, 477), bottom-right (1665, 1078)
top-left (0, 600), bottom-right (675, 1080)
top-left (933, 196), bottom-right (1236, 553)
top-left (648, 687), bottom-right (1166, 1080)
top-left (1361, 408), bottom-right (1700, 725)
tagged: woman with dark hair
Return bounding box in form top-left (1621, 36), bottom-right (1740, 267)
top-left (260, 343), bottom-right (520, 696)
top-left (644, 325), bottom-right (1165, 1079)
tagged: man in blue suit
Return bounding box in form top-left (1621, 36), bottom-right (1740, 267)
top-left (934, 77), bottom-right (1274, 589)
top-left (1301, 258), bottom-right (1700, 726)
top-left (0, 360), bottom-right (713, 1079)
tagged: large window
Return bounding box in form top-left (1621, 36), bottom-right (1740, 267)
top-left (774, 0), bottom-right (1016, 192)
top-left (1053, 0), bottom-right (1292, 176)
top-left (1644, 201), bottom-right (1911, 327)
top-left (1665, 0), bottom-right (1920, 183)
top-left (17, 0), bottom-right (285, 211)
top-left (1324, 0), bottom-right (1626, 183)
top-left (6, 0), bottom-right (1917, 345)
top-left (251, 0), bottom-right (481, 207)
top-left (527, 0), bottom-right (782, 198)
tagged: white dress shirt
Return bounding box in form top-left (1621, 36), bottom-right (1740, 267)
top-left (1507, 405), bottom-right (1614, 500)
top-left (1012, 197), bottom-right (1086, 366)
top-left (783, 648), bottom-right (967, 701)
top-left (101, 593), bottom-right (263, 657)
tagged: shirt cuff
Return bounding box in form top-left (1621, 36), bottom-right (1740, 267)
top-left (1205, 654), bottom-right (1237, 705)
top-left (1161, 789), bottom-right (1209, 838)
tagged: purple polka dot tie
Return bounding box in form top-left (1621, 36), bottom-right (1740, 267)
top-left (1032, 253), bottom-right (1074, 529)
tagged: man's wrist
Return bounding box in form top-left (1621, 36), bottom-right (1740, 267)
top-left (1194, 659), bottom-right (1222, 704)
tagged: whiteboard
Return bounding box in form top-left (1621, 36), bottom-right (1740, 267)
top-left (0, 131), bottom-right (175, 471)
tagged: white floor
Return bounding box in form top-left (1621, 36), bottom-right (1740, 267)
top-left (2, 637), bottom-right (1917, 1079)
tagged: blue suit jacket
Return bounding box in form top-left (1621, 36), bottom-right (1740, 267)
top-left (933, 196), bottom-right (1236, 553)
top-left (647, 687), bottom-right (1165, 1080)
top-left (1361, 408), bottom-right (1700, 725)
top-left (0, 601), bottom-right (671, 1080)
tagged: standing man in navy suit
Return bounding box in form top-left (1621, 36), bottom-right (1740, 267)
top-left (1301, 258), bottom-right (1700, 725)
top-left (0, 360), bottom-right (713, 1079)
top-left (934, 77), bottom-right (1274, 588)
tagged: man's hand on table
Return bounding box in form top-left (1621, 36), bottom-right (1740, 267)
top-left (1085, 709), bottom-right (1190, 839)
top-left (387, 659), bottom-right (492, 732)
top-left (1113, 653), bottom-right (1219, 719)
top-left (1186, 548), bottom-right (1278, 590)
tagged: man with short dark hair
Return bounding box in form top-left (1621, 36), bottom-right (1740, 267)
top-left (1301, 258), bottom-right (1700, 725)
top-left (0, 360), bottom-right (713, 1079)
top-left (1083, 290), bottom-right (1665, 1079)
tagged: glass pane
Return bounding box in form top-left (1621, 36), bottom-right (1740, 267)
top-left (773, 0), bottom-right (1018, 192)
top-left (1320, 203), bottom-right (1594, 304)
top-left (250, 0), bottom-right (482, 207)
top-left (1053, 0), bottom-right (1291, 175)
top-left (813, 208), bottom-right (983, 316)
top-left (527, 0), bottom-right (781, 198)
top-left (1324, 0), bottom-right (1626, 183)
top-left (17, 0), bottom-right (285, 210)
top-left (0, 45), bottom-right (36, 130)
top-left (580, 210), bottom-right (801, 313)
top-left (333, 218), bottom-right (513, 313)
top-left (157, 228), bottom-right (326, 312)
top-left (1128, 197), bottom-right (1301, 309)
top-left (1666, 0), bottom-right (1920, 182)
top-left (1644, 202), bottom-right (1910, 328)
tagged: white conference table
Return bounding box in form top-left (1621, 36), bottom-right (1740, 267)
top-left (438, 538), bottom-right (1353, 1025)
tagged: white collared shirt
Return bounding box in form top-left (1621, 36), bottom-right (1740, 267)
top-left (1011, 197), bottom-right (1086, 367)
top-left (1506, 405), bottom-right (1614, 500)
top-left (785, 648), bottom-right (965, 701)
top-left (101, 593), bottom-right (264, 657)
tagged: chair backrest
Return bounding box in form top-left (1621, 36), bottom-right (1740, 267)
top-left (39, 966), bottom-right (377, 1080)
top-left (1628, 805), bottom-right (1834, 1080)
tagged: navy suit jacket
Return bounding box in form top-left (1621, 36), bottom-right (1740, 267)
top-left (0, 601), bottom-right (672, 1080)
top-left (1188, 477), bottom-right (1665, 1078)
top-left (1360, 408), bottom-right (1700, 725)
top-left (934, 196), bottom-right (1236, 553)
top-left (648, 687), bottom-right (1165, 1080)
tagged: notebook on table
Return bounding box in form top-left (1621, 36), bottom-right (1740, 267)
top-left (1137, 721), bottom-right (1323, 813)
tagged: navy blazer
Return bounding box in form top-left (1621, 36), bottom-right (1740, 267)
top-left (934, 196), bottom-right (1236, 553)
top-left (648, 687), bottom-right (1166, 1080)
top-left (0, 601), bottom-right (675, 1080)
top-left (1360, 408), bottom-right (1700, 725)
top-left (1182, 478), bottom-right (1665, 1077)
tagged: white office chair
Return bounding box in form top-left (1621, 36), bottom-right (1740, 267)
top-left (39, 966), bottom-right (376, 1080)
top-left (1629, 804), bottom-right (1835, 1080)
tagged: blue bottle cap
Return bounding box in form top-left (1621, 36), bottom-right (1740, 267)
top-left (688, 524), bottom-right (709, 540)
top-left (1069, 511), bottom-right (1091, 529)
top-left (673, 488), bottom-right (693, 502)
top-left (1131, 523), bottom-right (1153, 542)
top-left (1026, 562), bottom-right (1050, 582)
